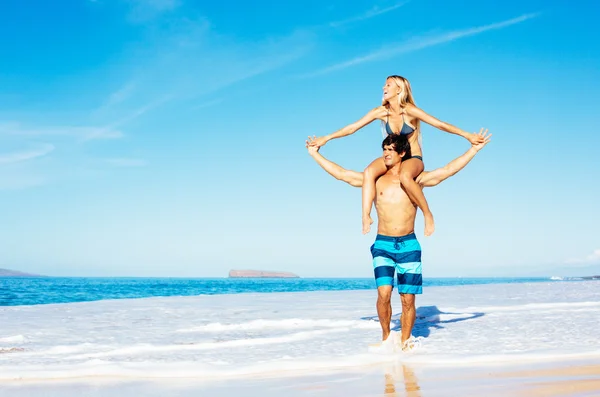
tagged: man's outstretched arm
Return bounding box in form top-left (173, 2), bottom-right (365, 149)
top-left (417, 128), bottom-right (491, 187)
top-left (306, 139), bottom-right (363, 187)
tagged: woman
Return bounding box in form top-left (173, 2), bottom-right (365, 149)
top-left (308, 75), bottom-right (485, 236)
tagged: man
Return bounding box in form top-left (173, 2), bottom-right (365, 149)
top-left (306, 128), bottom-right (491, 352)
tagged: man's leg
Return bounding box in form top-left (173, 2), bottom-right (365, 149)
top-left (376, 285), bottom-right (393, 341)
top-left (371, 236), bottom-right (397, 342)
top-left (393, 232), bottom-right (423, 347)
top-left (400, 293), bottom-right (416, 344)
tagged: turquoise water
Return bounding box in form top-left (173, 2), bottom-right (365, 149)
top-left (0, 276), bottom-right (571, 306)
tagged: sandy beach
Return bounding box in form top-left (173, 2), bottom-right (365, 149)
top-left (1, 361), bottom-right (598, 396)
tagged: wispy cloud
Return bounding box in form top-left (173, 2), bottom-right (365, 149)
top-left (0, 143), bottom-right (55, 165)
top-left (329, 2), bottom-right (410, 28)
top-left (105, 18), bottom-right (314, 105)
top-left (1, 10), bottom-right (314, 190)
top-left (566, 249), bottom-right (600, 266)
top-left (96, 82), bottom-right (137, 113)
top-left (0, 93), bottom-right (169, 143)
top-left (89, 95), bottom-right (173, 141)
top-left (0, 122), bottom-right (123, 141)
top-left (193, 98), bottom-right (224, 109)
top-left (105, 158), bottom-right (147, 167)
top-left (303, 12), bottom-right (540, 77)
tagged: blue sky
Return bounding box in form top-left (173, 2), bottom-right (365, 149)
top-left (0, 0), bottom-right (598, 278)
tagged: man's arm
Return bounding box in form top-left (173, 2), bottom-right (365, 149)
top-left (417, 128), bottom-right (491, 188)
top-left (306, 139), bottom-right (363, 187)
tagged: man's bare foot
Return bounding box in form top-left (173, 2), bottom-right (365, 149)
top-left (424, 213), bottom-right (435, 236)
top-left (400, 336), bottom-right (422, 352)
top-left (368, 333), bottom-right (396, 353)
top-left (362, 215), bottom-right (373, 234)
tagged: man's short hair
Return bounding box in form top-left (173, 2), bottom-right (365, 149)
top-left (382, 134), bottom-right (411, 159)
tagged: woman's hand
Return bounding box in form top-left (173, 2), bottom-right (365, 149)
top-left (308, 135), bottom-right (329, 147)
top-left (467, 131), bottom-right (487, 145)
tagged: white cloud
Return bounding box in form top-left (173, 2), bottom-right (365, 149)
top-left (0, 122), bottom-right (123, 141)
top-left (0, 143), bottom-right (55, 165)
top-left (329, 2), bottom-right (410, 28)
top-left (566, 249), bottom-right (600, 266)
top-left (97, 82), bottom-right (137, 113)
top-left (303, 12), bottom-right (540, 77)
top-left (106, 18), bottom-right (314, 104)
top-left (0, 12), bottom-right (314, 190)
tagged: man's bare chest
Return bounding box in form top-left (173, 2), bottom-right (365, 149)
top-left (375, 177), bottom-right (410, 203)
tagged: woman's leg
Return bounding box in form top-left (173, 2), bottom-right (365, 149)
top-left (362, 157), bottom-right (388, 234)
top-left (399, 158), bottom-right (434, 236)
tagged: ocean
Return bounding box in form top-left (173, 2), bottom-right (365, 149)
top-left (0, 276), bottom-right (572, 306)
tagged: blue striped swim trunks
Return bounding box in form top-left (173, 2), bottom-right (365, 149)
top-left (370, 232), bottom-right (422, 294)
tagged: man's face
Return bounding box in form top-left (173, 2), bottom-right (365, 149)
top-left (383, 144), bottom-right (403, 167)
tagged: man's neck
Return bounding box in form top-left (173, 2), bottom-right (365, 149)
top-left (386, 162), bottom-right (402, 176)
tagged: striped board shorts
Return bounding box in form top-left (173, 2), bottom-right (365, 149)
top-left (370, 232), bottom-right (422, 294)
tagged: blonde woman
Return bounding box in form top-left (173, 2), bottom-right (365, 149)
top-left (308, 75), bottom-right (485, 236)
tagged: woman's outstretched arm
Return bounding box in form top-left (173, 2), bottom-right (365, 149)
top-left (309, 107), bottom-right (384, 147)
top-left (406, 104), bottom-right (486, 145)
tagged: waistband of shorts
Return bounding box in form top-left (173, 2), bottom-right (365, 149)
top-left (375, 232), bottom-right (416, 242)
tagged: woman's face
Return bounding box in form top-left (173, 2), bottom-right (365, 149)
top-left (382, 78), bottom-right (400, 102)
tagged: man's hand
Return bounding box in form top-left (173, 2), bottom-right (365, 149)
top-left (471, 128), bottom-right (492, 151)
top-left (307, 135), bottom-right (329, 148)
top-left (466, 130), bottom-right (487, 145)
top-left (306, 136), bottom-right (320, 156)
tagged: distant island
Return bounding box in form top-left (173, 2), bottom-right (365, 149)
top-left (0, 268), bottom-right (44, 277)
top-left (582, 275), bottom-right (600, 280)
top-left (229, 269), bottom-right (299, 278)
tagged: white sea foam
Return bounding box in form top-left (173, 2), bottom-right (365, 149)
top-left (0, 335), bottom-right (25, 343)
top-left (0, 280), bottom-right (599, 381)
top-left (176, 318), bottom-right (375, 333)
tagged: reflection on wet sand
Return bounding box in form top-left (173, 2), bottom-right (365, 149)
top-left (383, 364), bottom-right (421, 397)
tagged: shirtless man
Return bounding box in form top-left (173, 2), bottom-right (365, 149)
top-left (306, 129), bottom-right (491, 351)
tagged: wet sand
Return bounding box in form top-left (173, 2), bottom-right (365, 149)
top-left (1, 360), bottom-right (598, 396)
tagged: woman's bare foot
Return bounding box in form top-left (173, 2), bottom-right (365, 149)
top-left (362, 215), bottom-right (373, 234)
top-left (424, 213), bottom-right (435, 236)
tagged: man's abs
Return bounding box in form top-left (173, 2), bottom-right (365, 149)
top-left (376, 212), bottom-right (417, 236)
top-left (375, 199), bottom-right (417, 236)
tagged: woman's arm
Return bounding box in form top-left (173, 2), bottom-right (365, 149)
top-left (407, 104), bottom-right (485, 145)
top-left (310, 107), bottom-right (384, 147)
